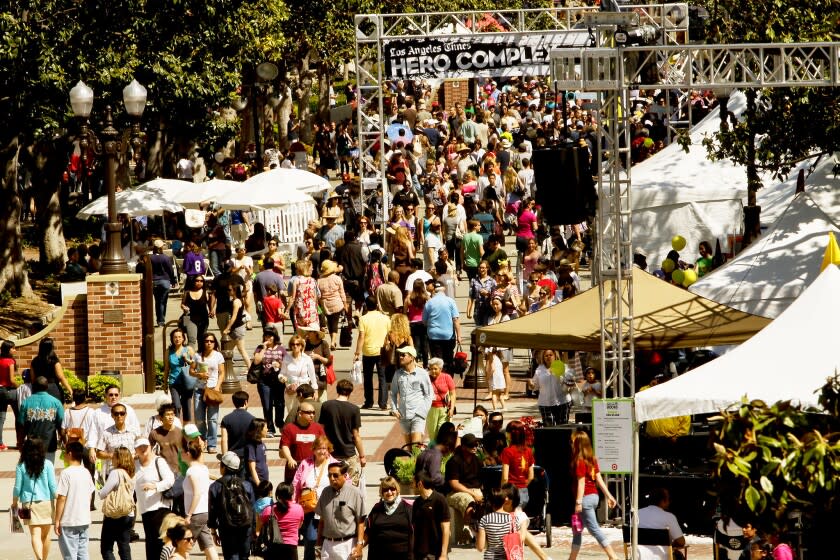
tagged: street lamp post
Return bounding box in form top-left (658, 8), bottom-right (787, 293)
top-left (70, 79), bottom-right (147, 274)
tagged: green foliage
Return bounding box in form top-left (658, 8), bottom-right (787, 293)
top-left (62, 369), bottom-right (87, 401)
top-left (87, 374), bottom-right (122, 403)
top-left (696, 0), bottom-right (840, 182)
top-left (155, 359), bottom-right (165, 389)
top-left (711, 374), bottom-right (840, 533)
top-left (392, 444), bottom-right (426, 484)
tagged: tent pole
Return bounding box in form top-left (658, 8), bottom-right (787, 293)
top-left (631, 418), bottom-right (639, 560)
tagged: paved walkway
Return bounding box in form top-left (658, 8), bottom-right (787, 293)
top-left (0, 242), bottom-right (714, 559)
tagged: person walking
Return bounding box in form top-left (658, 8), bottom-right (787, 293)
top-left (413, 470), bottom-right (451, 560)
top-left (361, 477), bottom-right (414, 559)
top-left (134, 437), bottom-right (175, 560)
top-left (422, 281), bottom-right (462, 372)
top-left (180, 275), bottom-right (210, 349)
top-left (191, 333), bottom-right (225, 453)
top-left (568, 429), bottom-right (618, 560)
top-left (151, 239), bottom-right (177, 327)
top-left (292, 436), bottom-right (337, 560)
top-left (251, 328), bottom-right (286, 437)
top-left (99, 447), bottom-right (135, 560)
top-left (315, 461), bottom-right (365, 560)
top-left (18, 376), bottom-right (64, 464)
top-left (256, 483), bottom-right (304, 560)
top-left (165, 329), bottom-right (196, 421)
top-left (12, 437), bottom-right (57, 560)
top-left (426, 357), bottom-right (456, 443)
top-left (280, 400), bottom-right (325, 484)
top-left (0, 339), bottom-right (19, 451)
top-left (208, 452), bottom-right (255, 560)
top-left (183, 437), bottom-right (218, 560)
top-left (54, 441), bottom-right (96, 560)
top-left (390, 346), bottom-right (433, 446)
top-left (354, 296), bottom-right (391, 410)
top-left (318, 380), bottom-right (366, 487)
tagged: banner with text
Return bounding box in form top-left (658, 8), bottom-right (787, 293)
top-left (383, 31), bottom-right (589, 80)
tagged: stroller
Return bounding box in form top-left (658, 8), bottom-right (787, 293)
top-left (480, 464), bottom-right (552, 546)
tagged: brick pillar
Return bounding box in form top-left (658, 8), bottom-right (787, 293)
top-left (86, 273), bottom-right (145, 396)
top-left (442, 79), bottom-right (470, 111)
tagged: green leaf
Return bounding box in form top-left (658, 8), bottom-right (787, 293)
top-left (759, 476), bottom-right (774, 494)
top-left (745, 485), bottom-right (761, 511)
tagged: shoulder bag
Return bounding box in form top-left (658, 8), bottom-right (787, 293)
top-left (203, 386), bottom-right (225, 406)
top-left (102, 470), bottom-right (136, 519)
top-left (503, 512), bottom-right (524, 560)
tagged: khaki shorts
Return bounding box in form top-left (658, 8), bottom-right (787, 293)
top-left (447, 489), bottom-right (482, 517)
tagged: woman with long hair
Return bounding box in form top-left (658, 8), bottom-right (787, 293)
top-left (99, 447), bottom-right (136, 560)
top-left (165, 328), bottom-right (195, 421)
top-left (521, 237), bottom-right (542, 282)
top-left (500, 420), bottom-right (535, 509)
top-left (166, 523), bottom-right (196, 560)
top-left (291, 435), bottom-right (337, 560)
top-left (382, 313), bottom-right (413, 414)
top-left (256, 483), bottom-right (304, 560)
top-left (180, 275), bottom-right (210, 349)
top-left (405, 279), bottom-right (430, 367)
top-left (389, 225), bottom-right (415, 289)
top-left (158, 514), bottom-right (187, 560)
top-left (569, 429), bottom-right (618, 560)
top-left (468, 260), bottom-right (496, 327)
top-left (182, 437), bottom-right (217, 560)
top-left (280, 335), bottom-right (318, 422)
top-left (361, 476), bottom-right (414, 559)
top-left (493, 267), bottom-right (522, 320)
top-left (0, 339), bottom-right (18, 451)
top-left (442, 201), bottom-right (466, 279)
top-left (287, 259), bottom-right (320, 331)
top-left (12, 437), bottom-right (57, 560)
top-left (221, 283), bottom-right (251, 369)
top-left (245, 418), bottom-right (270, 486)
top-left (301, 326), bottom-right (331, 405)
top-left (252, 328), bottom-right (286, 437)
top-left (190, 333), bottom-right (225, 453)
top-left (30, 337), bottom-right (72, 402)
top-left (476, 484), bottom-right (526, 560)
top-left (317, 260), bottom-right (348, 350)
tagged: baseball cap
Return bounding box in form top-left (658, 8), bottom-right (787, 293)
top-left (183, 423), bottom-right (201, 439)
top-left (219, 451), bottom-right (241, 471)
top-left (134, 437), bottom-right (151, 448)
top-left (397, 346), bottom-right (417, 358)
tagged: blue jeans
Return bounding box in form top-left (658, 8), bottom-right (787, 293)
top-left (169, 385), bottom-right (194, 422)
top-left (194, 389), bottom-right (220, 448)
top-left (152, 279), bottom-right (171, 324)
top-left (572, 493), bottom-right (608, 548)
top-left (257, 381), bottom-right (285, 433)
top-left (58, 525), bottom-right (89, 560)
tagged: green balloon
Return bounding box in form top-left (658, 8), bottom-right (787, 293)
top-left (671, 269), bottom-right (685, 284)
top-left (661, 258), bottom-right (676, 273)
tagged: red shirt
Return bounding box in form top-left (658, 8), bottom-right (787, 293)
top-left (575, 459), bottom-right (600, 496)
top-left (0, 357), bottom-right (14, 387)
top-left (262, 294), bottom-right (285, 323)
top-left (500, 445), bottom-right (535, 488)
top-left (280, 421), bottom-right (326, 477)
top-left (430, 373), bottom-right (455, 408)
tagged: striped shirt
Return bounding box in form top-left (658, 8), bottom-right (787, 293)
top-left (479, 511), bottom-right (520, 560)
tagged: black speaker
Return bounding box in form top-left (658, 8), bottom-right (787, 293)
top-left (534, 425), bottom-right (583, 523)
top-left (532, 147), bottom-right (597, 226)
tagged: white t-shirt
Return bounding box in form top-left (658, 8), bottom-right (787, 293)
top-left (531, 365), bottom-right (565, 407)
top-left (57, 464), bottom-right (95, 527)
top-left (184, 462), bottom-right (211, 516)
top-left (176, 158), bottom-right (194, 179)
top-left (638, 505), bottom-right (684, 560)
top-left (281, 354), bottom-right (317, 389)
top-left (195, 350), bottom-right (225, 389)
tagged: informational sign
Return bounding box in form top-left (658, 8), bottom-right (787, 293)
top-left (383, 31), bottom-right (589, 80)
top-left (592, 398), bottom-right (634, 474)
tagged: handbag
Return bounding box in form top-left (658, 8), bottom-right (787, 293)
top-left (339, 312), bottom-right (353, 348)
top-left (571, 512), bottom-right (584, 534)
top-left (325, 363), bottom-right (337, 385)
top-left (502, 512), bottom-right (524, 560)
top-left (203, 386), bottom-right (224, 406)
top-left (247, 362), bottom-right (263, 384)
top-left (102, 470), bottom-right (135, 519)
top-left (254, 502), bottom-right (284, 556)
top-left (299, 488), bottom-right (318, 513)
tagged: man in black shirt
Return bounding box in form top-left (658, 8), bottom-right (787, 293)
top-left (445, 433), bottom-right (483, 544)
top-left (319, 379), bottom-right (366, 486)
top-left (392, 180), bottom-right (420, 212)
top-left (220, 391), bottom-right (255, 460)
top-left (209, 260), bottom-right (245, 332)
top-left (336, 230), bottom-right (366, 313)
top-left (413, 471), bottom-right (451, 559)
top-left (482, 411), bottom-right (508, 464)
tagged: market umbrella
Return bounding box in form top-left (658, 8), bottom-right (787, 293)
top-left (243, 168), bottom-right (330, 196)
top-left (386, 122), bottom-right (414, 145)
top-left (76, 188), bottom-right (184, 219)
top-left (212, 180), bottom-right (316, 211)
top-left (168, 178), bottom-right (243, 209)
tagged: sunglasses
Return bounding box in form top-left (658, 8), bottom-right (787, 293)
top-left (327, 473), bottom-right (342, 479)
top-left (112, 411), bottom-right (126, 417)
top-left (183, 536), bottom-right (195, 542)
top-left (382, 487), bottom-right (398, 493)
top-left (204, 340), bottom-right (215, 343)
top-left (299, 410), bottom-right (315, 415)
top-left (107, 393), bottom-right (120, 398)
top-left (290, 342), bottom-right (303, 347)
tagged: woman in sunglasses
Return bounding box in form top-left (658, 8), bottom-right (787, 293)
top-left (190, 334), bottom-right (225, 453)
top-left (360, 476), bottom-right (413, 559)
top-left (167, 523), bottom-right (196, 560)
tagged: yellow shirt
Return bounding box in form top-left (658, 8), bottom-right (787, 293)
top-left (358, 310), bottom-right (391, 357)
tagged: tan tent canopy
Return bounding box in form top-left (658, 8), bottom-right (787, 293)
top-left (473, 268), bottom-right (771, 351)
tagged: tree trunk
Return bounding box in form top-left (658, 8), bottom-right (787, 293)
top-left (32, 139), bottom-right (68, 273)
top-left (0, 134), bottom-right (33, 296)
top-left (743, 89), bottom-right (762, 246)
top-left (276, 85), bottom-right (293, 150)
top-left (317, 63), bottom-right (331, 122)
top-left (146, 116), bottom-right (170, 179)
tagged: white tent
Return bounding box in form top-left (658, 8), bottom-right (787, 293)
top-left (631, 92), bottom-right (754, 265)
top-left (243, 168), bottom-right (331, 196)
top-left (689, 157), bottom-right (840, 318)
top-left (76, 188), bottom-right (184, 219)
top-left (635, 264), bottom-right (840, 422)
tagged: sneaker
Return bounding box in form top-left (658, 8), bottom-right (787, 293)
top-left (129, 530), bottom-right (140, 543)
top-left (0, 443), bottom-right (7, 451)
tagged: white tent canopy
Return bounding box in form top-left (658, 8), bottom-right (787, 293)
top-left (76, 187), bottom-right (184, 219)
top-left (630, 91), bottom-right (759, 265)
top-left (243, 168), bottom-right (331, 196)
top-left (635, 264), bottom-right (840, 422)
top-left (689, 157), bottom-right (840, 318)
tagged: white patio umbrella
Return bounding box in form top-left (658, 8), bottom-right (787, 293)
top-left (212, 181), bottom-right (315, 211)
top-left (76, 188), bottom-right (184, 219)
top-left (243, 168), bottom-right (330, 195)
top-left (167, 178), bottom-right (243, 209)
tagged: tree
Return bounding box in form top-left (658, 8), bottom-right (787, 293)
top-left (711, 375), bottom-right (840, 549)
top-left (697, 0), bottom-right (840, 243)
top-left (0, 0), bottom-right (288, 289)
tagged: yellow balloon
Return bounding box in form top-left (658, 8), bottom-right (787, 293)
top-left (682, 269), bottom-right (698, 287)
top-left (672, 235), bottom-right (687, 251)
top-left (661, 258), bottom-right (675, 273)
top-left (671, 269), bottom-right (685, 284)
top-left (550, 359), bottom-right (566, 378)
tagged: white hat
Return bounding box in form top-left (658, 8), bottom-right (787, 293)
top-left (219, 451), bottom-right (241, 471)
top-left (134, 437), bottom-right (151, 448)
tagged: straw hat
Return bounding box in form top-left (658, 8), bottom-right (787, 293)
top-left (320, 260), bottom-right (339, 276)
top-left (456, 143), bottom-right (471, 153)
top-left (327, 191), bottom-right (341, 200)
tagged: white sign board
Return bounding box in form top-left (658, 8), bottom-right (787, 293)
top-left (592, 398), bottom-right (634, 474)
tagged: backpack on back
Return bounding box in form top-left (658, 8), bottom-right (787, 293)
top-left (220, 476), bottom-right (253, 530)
